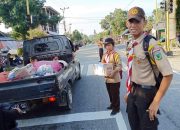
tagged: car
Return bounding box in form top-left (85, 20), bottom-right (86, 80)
top-left (0, 35), bottom-right (81, 112)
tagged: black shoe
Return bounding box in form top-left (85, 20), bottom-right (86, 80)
top-left (110, 110), bottom-right (119, 116)
top-left (107, 106), bottom-right (112, 110)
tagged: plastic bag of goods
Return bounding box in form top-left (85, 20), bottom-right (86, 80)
top-left (93, 63), bottom-right (105, 76)
top-left (33, 61), bottom-right (62, 73)
top-left (93, 63), bottom-right (113, 76)
top-left (36, 65), bottom-right (54, 76)
top-left (0, 72), bottom-right (10, 83)
top-left (8, 64), bottom-right (36, 80)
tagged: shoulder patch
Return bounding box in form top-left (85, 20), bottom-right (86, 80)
top-left (154, 51), bottom-right (162, 60)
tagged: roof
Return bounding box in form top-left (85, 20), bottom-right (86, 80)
top-left (43, 6), bottom-right (60, 15)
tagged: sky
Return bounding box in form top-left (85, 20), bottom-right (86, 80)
top-left (0, 0), bottom-right (161, 35)
top-left (45, 0), bottom-right (162, 35)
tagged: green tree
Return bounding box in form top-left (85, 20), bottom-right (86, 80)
top-left (27, 27), bottom-right (47, 39)
top-left (152, 8), bottom-right (165, 24)
top-left (100, 9), bottom-right (127, 36)
top-left (145, 8), bottom-right (165, 32)
top-left (0, 0), bottom-right (62, 40)
top-left (71, 30), bottom-right (83, 42)
top-left (145, 16), bottom-right (154, 31)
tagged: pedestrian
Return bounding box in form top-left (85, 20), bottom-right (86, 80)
top-left (101, 38), bottom-right (122, 116)
top-left (97, 38), bottom-right (104, 62)
top-left (125, 7), bottom-right (173, 130)
top-left (13, 55), bottom-right (23, 65)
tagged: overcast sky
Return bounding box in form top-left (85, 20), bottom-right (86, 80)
top-left (45, 0), bottom-right (162, 35)
top-left (0, 0), bottom-right (162, 35)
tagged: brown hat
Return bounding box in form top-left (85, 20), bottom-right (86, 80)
top-left (128, 7), bottom-right (145, 22)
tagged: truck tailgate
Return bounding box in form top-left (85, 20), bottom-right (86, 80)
top-left (0, 75), bottom-right (58, 103)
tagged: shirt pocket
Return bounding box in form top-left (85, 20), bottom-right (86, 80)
top-left (135, 53), bottom-right (147, 64)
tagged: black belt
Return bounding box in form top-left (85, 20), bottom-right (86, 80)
top-left (132, 82), bottom-right (153, 89)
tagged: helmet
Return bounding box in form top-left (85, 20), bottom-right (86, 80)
top-left (104, 38), bottom-right (115, 47)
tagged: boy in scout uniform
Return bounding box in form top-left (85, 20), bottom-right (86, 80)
top-left (125, 7), bottom-right (173, 130)
top-left (101, 38), bottom-right (122, 115)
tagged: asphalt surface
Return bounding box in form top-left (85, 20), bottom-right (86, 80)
top-left (17, 44), bottom-right (180, 130)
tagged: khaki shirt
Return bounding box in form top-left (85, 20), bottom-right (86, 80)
top-left (127, 34), bottom-right (173, 86)
top-left (102, 51), bottom-right (122, 83)
top-left (97, 41), bottom-right (103, 48)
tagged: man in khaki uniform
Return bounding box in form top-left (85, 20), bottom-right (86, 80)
top-left (97, 38), bottom-right (104, 62)
top-left (101, 38), bottom-right (122, 115)
top-left (125, 7), bottom-right (173, 130)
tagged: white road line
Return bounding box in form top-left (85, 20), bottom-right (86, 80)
top-left (18, 111), bottom-right (127, 130)
top-left (86, 64), bottom-right (94, 76)
top-left (81, 65), bottom-right (84, 74)
top-left (115, 113), bottom-right (128, 130)
top-left (173, 70), bottom-right (180, 75)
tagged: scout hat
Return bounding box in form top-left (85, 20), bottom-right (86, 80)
top-left (104, 38), bottom-right (115, 47)
top-left (128, 7), bottom-right (145, 22)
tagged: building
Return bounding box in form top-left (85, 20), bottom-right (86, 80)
top-left (42, 6), bottom-right (60, 35)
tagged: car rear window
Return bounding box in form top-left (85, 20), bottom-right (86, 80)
top-left (34, 42), bottom-right (59, 53)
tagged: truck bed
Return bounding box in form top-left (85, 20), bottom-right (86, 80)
top-left (0, 73), bottom-right (60, 104)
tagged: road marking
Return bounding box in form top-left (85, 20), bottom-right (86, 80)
top-left (86, 64), bottom-right (94, 76)
top-left (18, 111), bottom-right (127, 130)
top-left (81, 65), bottom-right (84, 74)
top-left (173, 70), bottom-right (180, 75)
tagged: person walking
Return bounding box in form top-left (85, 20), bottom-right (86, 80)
top-left (125, 7), bottom-right (173, 130)
top-left (101, 38), bottom-right (122, 115)
top-left (97, 38), bottom-right (104, 62)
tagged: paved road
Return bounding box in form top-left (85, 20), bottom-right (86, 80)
top-left (17, 44), bottom-right (180, 130)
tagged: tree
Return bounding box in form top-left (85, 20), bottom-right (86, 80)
top-left (152, 8), bottom-right (165, 24)
top-left (71, 30), bottom-right (83, 42)
top-left (145, 16), bottom-right (154, 31)
top-left (0, 0), bottom-right (62, 40)
top-left (100, 9), bottom-right (127, 36)
top-left (27, 27), bottom-right (47, 39)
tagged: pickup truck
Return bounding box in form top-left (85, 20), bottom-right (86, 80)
top-left (0, 35), bottom-right (81, 111)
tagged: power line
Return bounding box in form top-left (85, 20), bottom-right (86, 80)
top-left (65, 17), bottom-right (104, 20)
top-left (125, 0), bottom-right (136, 9)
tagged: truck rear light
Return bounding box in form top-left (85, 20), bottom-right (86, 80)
top-left (48, 97), bottom-right (56, 102)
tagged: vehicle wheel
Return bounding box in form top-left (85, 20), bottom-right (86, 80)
top-left (77, 65), bottom-right (81, 80)
top-left (65, 83), bottom-right (73, 110)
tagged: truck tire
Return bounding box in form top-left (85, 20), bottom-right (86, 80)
top-left (65, 83), bottom-right (73, 110)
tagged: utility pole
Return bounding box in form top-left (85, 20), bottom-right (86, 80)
top-left (68, 23), bottom-right (72, 34)
top-left (60, 7), bottom-right (69, 34)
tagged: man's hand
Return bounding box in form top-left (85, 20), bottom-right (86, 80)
top-left (148, 100), bottom-right (160, 121)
